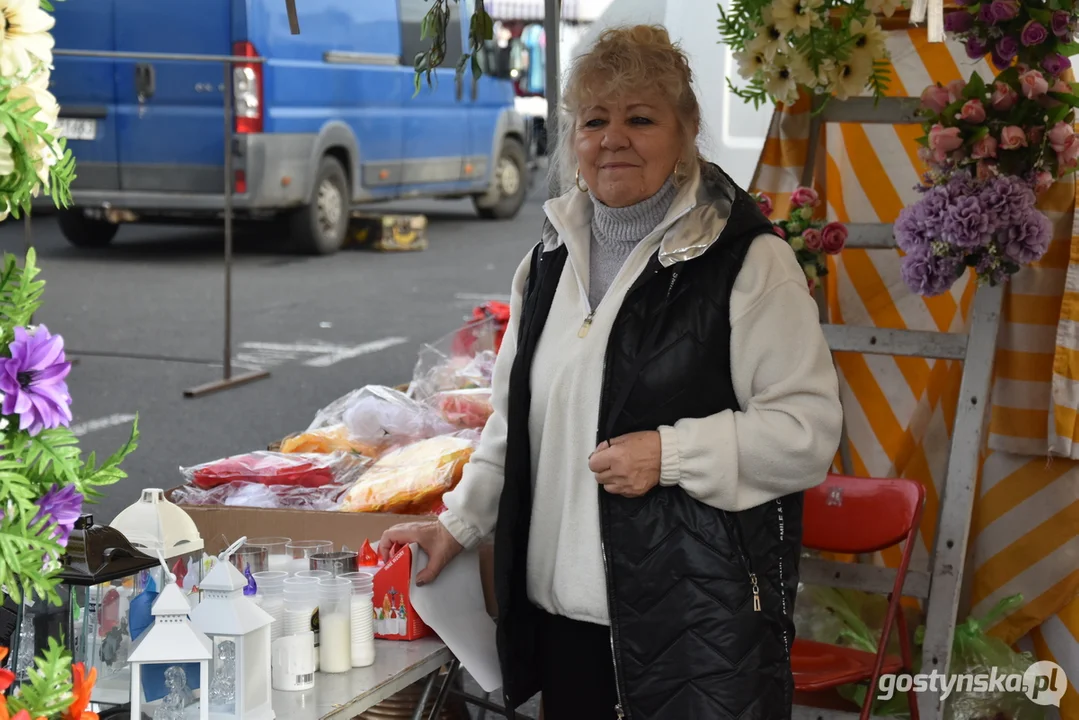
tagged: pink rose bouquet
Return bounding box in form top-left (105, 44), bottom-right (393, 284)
top-left (752, 187), bottom-right (846, 292)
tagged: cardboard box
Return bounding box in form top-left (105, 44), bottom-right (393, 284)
top-left (372, 544), bottom-right (431, 640)
top-left (164, 488), bottom-right (498, 619)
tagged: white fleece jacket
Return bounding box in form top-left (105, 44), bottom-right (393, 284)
top-left (439, 168), bottom-right (843, 626)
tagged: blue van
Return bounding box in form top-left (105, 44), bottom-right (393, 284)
top-left (47, 0), bottom-right (531, 254)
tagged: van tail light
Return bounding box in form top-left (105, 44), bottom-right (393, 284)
top-left (232, 41), bottom-right (262, 134)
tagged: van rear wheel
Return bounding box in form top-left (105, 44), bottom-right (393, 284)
top-left (290, 155), bottom-right (349, 255)
top-left (57, 209), bottom-right (120, 248)
top-left (474, 138), bottom-right (527, 220)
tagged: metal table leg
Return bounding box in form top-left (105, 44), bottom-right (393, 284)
top-left (426, 658), bottom-right (461, 720)
top-left (410, 671), bottom-right (440, 720)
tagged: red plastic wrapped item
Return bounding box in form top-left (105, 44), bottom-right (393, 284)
top-left (435, 388), bottom-right (493, 429)
top-left (453, 302), bottom-right (510, 356)
top-left (182, 451), bottom-right (367, 490)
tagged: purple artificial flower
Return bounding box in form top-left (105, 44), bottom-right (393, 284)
top-left (32, 484), bottom-right (83, 548)
top-left (966, 36), bottom-right (990, 59)
top-left (981, 175), bottom-right (1036, 231)
top-left (1002, 209), bottom-right (1053, 264)
top-left (975, 253), bottom-right (1011, 286)
top-left (1043, 53), bottom-right (1072, 76)
top-left (895, 186), bottom-right (950, 254)
top-left (943, 194), bottom-right (992, 248)
top-left (992, 36), bottom-right (1020, 70)
top-left (945, 11), bottom-right (975, 33)
top-left (0, 325), bottom-right (72, 436)
top-left (989, 0), bottom-right (1020, 23)
top-left (901, 249), bottom-right (962, 297)
top-left (1021, 20), bottom-right (1050, 47)
top-left (1052, 11), bottom-right (1072, 38)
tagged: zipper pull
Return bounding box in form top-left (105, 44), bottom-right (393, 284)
top-left (750, 573), bottom-right (761, 612)
top-left (579, 311), bottom-right (595, 338)
top-left (615, 703), bottom-right (625, 719)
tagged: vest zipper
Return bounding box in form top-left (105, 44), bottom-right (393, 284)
top-left (776, 498), bottom-right (789, 656)
top-left (720, 511), bottom-right (761, 613)
top-left (597, 267), bottom-right (682, 720)
top-left (579, 311), bottom-right (595, 337)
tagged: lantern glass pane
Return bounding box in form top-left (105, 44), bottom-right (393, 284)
top-left (85, 571), bottom-right (156, 680)
top-left (209, 636), bottom-right (239, 716)
top-left (139, 662), bottom-right (202, 718)
top-left (243, 630), bottom-right (269, 710)
top-left (161, 550), bottom-right (206, 605)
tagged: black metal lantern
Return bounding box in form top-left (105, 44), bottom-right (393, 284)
top-left (6, 514), bottom-right (158, 703)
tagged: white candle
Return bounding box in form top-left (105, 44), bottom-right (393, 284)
top-left (319, 612), bottom-right (352, 673)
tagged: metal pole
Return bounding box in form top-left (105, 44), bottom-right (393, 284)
top-left (222, 60), bottom-right (234, 381)
top-left (543, 0), bottom-right (561, 198)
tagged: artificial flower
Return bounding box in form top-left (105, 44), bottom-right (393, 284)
top-left (31, 483), bottom-right (83, 548)
top-left (999, 125), bottom-right (1028, 150)
top-left (988, 0), bottom-right (1019, 23)
top-left (1019, 69), bottom-right (1049, 99)
top-left (7, 71), bottom-right (62, 186)
top-left (0, 647), bottom-right (13, 692)
top-left (958, 99), bottom-right (986, 123)
top-left (802, 227), bottom-right (822, 251)
top-left (928, 124), bottom-right (963, 163)
top-left (1048, 121), bottom-right (1074, 153)
top-left (1042, 53), bottom-right (1071, 76)
top-left (1033, 170), bottom-right (1054, 194)
top-left (1027, 126), bottom-right (1045, 145)
top-left (944, 11), bottom-right (974, 33)
top-left (753, 8), bottom-right (789, 62)
top-left (0, 137), bottom-right (15, 177)
top-left (849, 16), bottom-right (887, 60)
top-left (865, 0), bottom-right (903, 17)
top-left (921, 84), bottom-right (951, 113)
top-left (820, 222), bottom-right (847, 254)
top-left (990, 81), bottom-right (1017, 111)
top-left (832, 53), bottom-right (873, 101)
top-left (769, 0), bottom-right (823, 36)
top-left (1051, 77), bottom-right (1072, 94)
top-left (733, 45), bottom-right (768, 79)
top-left (790, 186), bottom-right (819, 208)
top-left (1020, 20), bottom-right (1049, 47)
top-left (0, 0), bottom-right (55, 78)
top-left (971, 135), bottom-right (998, 160)
top-left (900, 248), bottom-right (961, 297)
top-left (755, 193), bottom-right (773, 217)
top-left (1052, 11), bottom-right (1072, 38)
top-left (62, 662), bottom-right (98, 720)
top-left (1002, 209), bottom-right (1052, 264)
top-left (993, 36), bottom-right (1019, 70)
top-left (763, 55), bottom-right (800, 105)
top-left (966, 36), bottom-right (989, 60)
top-left (0, 324), bottom-right (73, 435)
top-left (946, 78), bottom-right (967, 103)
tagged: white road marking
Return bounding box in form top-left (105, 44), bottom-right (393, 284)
top-left (240, 341), bottom-right (351, 354)
top-left (454, 293), bottom-right (511, 303)
top-left (304, 336), bottom-right (409, 367)
top-left (71, 413), bottom-right (137, 437)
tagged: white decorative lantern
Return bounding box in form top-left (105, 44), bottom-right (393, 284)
top-left (190, 538), bottom-right (276, 720)
top-left (128, 566), bottom-right (213, 720)
top-left (110, 488), bottom-right (206, 602)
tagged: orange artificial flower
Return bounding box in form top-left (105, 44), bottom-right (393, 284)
top-left (62, 663), bottom-right (98, 720)
top-left (0, 647), bottom-right (11, 693)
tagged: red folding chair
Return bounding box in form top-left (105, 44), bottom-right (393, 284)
top-left (793, 473), bottom-right (926, 720)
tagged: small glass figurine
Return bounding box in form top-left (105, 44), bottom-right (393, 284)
top-left (154, 665), bottom-right (189, 720)
top-left (209, 640), bottom-right (237, 712)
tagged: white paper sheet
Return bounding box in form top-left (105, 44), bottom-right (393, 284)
top-left (408, 542), bottom-right (503, 693)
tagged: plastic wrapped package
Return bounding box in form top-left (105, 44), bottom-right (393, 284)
top-left (279, 424), bottom-right (382, 457)
top-left (170, 481), bottom-right (346, 511)
top-left (434, 388), bottom-right (494, 429)
top-left (181, 451), bottom-right (368, 490)
top-left (339, 433), bottom-right (477, 514)
top-left (943, 595), bottom-right (1045, 720)
top-left (408, 315), bottom-right (500, 401)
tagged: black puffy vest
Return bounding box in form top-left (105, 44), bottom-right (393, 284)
top-left (493, 164), bottom-right (804, 719)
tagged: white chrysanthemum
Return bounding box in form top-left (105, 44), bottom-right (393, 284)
top-left (0, 0), bottom-right (56, 78)
top-left (832, 52), bottom-right (874, 100)
top-left (866, 0), bottom-right (904, 18)
top-left (765, 55), bottom-right (801, 105)
top-left (849, 15), bottom-right (888, 61)
top-left (770, 0), bottom-right (825, 37)
top-left (733, 43), bottom-right (768, 80)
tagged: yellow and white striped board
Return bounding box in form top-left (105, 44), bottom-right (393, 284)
top-left (749, 27), bottom-right (1079, 718)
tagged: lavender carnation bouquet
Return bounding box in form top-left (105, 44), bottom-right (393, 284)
top-left (895, 172), bottom-right (1052, 296)
top-left (0, 249), bottom-right (139, 606)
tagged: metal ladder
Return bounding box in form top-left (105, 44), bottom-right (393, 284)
top-left (790, 96), bottom-right (1006, 720)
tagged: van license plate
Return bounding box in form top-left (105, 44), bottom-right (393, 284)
top-left (56, 118), bottom-right (97, 141)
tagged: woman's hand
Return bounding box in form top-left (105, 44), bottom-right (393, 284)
top-left (379, 520), bottom-right (464, 586)
top-left (588, 431), bottom-right (662, 498)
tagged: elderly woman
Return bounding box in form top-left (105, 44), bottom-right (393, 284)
top-left (382, 24), bottom-right (843, 720)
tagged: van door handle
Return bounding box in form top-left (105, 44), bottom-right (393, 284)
top-left (135, 63), bottom-right (155, 102)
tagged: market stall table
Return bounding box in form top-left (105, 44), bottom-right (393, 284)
top-left (271, 637), bottom-right (453, 720)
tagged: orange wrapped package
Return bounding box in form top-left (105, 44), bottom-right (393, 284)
top-left (280, 424), bottom-right (384, 457)
top-left (339, 434), bottom-right (475, 513)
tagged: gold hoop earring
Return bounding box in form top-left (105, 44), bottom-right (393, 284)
top-left (575, 168), bottom-right (587, 192)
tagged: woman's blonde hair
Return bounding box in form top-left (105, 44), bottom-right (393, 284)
top-left (549, 24), bottom-right (702, 193)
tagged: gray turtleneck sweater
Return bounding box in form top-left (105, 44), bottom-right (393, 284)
top-left (587, 176), bottom-right (680, 309)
